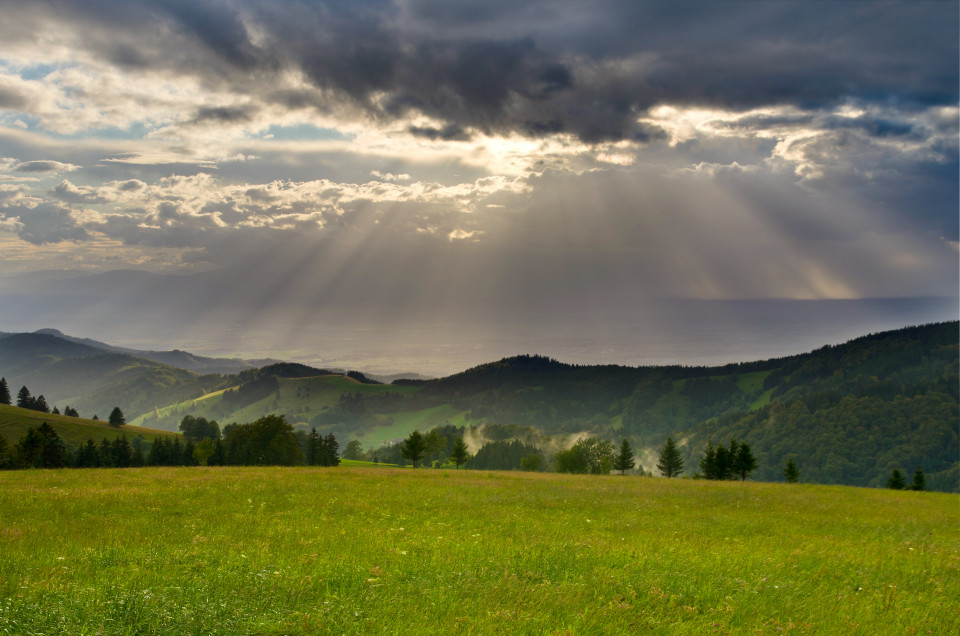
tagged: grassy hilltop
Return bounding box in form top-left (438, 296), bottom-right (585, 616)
top-left (0, 403), bottom-right (178, 448)
top-left (0, 466), bottom-right (956, 634)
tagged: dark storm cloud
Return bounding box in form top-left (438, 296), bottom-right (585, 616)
top-left (190, 105), bottom-right (258, 125)
top-left (10, 203), bottom-right (91, 244)
top-left (407, 123), bottom-right (471, 141)
top-left (2, 0), bottom-right (953, 143)
top-left (13, 160), bottom-right (77, 173)
top-left (0, 86), bottom-right (28, 110)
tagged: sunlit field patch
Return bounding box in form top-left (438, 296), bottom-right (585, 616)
top-left (0, 467), bottom-right (956, 634)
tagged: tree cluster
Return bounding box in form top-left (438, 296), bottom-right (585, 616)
top-left (0, 414), bottom-right (340, 471)
top-left (698, 439), bottom-right (757, 480)
top-left (14, 385), bottom-right (51, 414)
top-left (466, 439), bottom-right (541, 471)
top-left (555, 437), bottom-right (614, 474)
top-left (303, 428), bottom-right (340, 466)
top-left (886, 467), bottom-right (926, 491)
top-left (179, 415), bottom-right (221, 440)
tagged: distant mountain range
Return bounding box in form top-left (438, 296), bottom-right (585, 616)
top-left (1, 322), bottom-right (956, 491)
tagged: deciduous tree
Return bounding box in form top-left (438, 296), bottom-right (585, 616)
top-left (108, 407), bottom-right (125, 429)
top-left (401, 430), bottom-right (427, 467)
top-left (556, 438), bottom-right (614, 475)
top-left (520, 452), bottom-right (542, 472)
top-left (342, 439), bottom-right (363, 460)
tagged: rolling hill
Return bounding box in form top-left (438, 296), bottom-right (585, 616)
top-left (2, 322), bottom-right (957, 490)
top-left (0, 403), bottom-right (178, 448)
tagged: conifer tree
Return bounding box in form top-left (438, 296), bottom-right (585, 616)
top-left (0, 435), bottom-right (10, 469)
top-left (208, 439), bottom-right (226, 466)
top-left (306, 427), bottom-right (323, 465)
top-left (34, 395), bottom-right (50, 414)
top-left (910, 467), bottom-right (925, 491)
top-left (450, 436), bottom-right (470, 469)
top-left (182, 439), bottom-right (198, 466)
top-left (37, 423), bottom-right (68, 468)
top-left (16, 386), bottom-right (33, 409)
top-left (613, 438), bottom-right (636, 475)
top-left (131, 444), bottom-right (146, 467)
top-left (15, 427), bottom-right (44, 468)
top-left (323, 433), bottom-right (340, 466)
top-left (783, 456), bottom-right (800, 483)
top-left (733, 442), bottom-right (757, 481)
top-left (98, 438), bottom-right (114, 467)
top-left (0, 377), bottom-right (10, 405)
top-left (886, 468), bottom-right (906, 490)
top-left (75, 439), bottom-right (99, 467)
top-left (657, 436), bottom-right (684, 478)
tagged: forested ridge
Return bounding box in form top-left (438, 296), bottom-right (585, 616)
top-left (1, 322), bottom-right (957, 490)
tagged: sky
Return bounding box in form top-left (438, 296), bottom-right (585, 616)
top-left (0, 0), bottom-right (957, 374)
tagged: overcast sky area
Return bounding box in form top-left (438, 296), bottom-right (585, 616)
top-left (0, 0), bottom-right (957, 374)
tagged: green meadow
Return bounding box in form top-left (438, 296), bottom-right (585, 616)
top-left (0, 404), bottom-right (177, 448)
top-left (0, 467), bottom-right (956, 635)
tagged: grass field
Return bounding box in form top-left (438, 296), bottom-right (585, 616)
top-left (0, 467), bottom-right (956, 635)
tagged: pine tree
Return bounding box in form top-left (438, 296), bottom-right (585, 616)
top-left (16, 386), bottom-right (33, 409)
top-left (910, 467), bottom-right (926, 491)
top-left (734, 442), bottom-right (758, 481)
top-left (75, 439), bottom-right (99, 467)
top-left (15, 427), bottom-right (44, 468)
top-left (657, 436), bottom-right (685, 478)
top-left (34, 395), bottom-right (50, 414)
top-left (131, 444), bottom-right (146, 467)
top-left (613, 438), bottom-right (636, 475)
top-left (0, 377), bottom-right (10, 405)
top-left (324, 434), bottom-right (340, 467)
top-left (0, 435), bottom-right (10, 469)
top-left (450, 436), bottom-right (470, 469)
top-left (98, 438), bottom-right (114, 467)
top-left (208, 439), bottom-right (226, 466)
top-left (306, 428), bottom-right (323, 465)
top-left (37, 423), bottom-right (68, 468)
top-left (783, 456), bottom-right (800, 483)
top-left (183, 439), bottom-right (198, 466)
top-left (111, 436), bottom-right (132, 467)
top-left (886, 469), bottom-right (906, 490)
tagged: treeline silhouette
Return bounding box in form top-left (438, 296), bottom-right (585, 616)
top-left (0, 414), bottom-right (340, 470)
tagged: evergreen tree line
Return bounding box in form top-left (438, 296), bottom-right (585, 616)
top-left (0, 415), bottom-right (340, 470)
top-left (2, 377), bottom-right (81, 417)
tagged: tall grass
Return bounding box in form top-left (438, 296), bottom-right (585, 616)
top-left (0, 467), bottom-right (956, 634)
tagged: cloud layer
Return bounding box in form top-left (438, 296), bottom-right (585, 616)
top-left (0, 0), bottom-right (956, 350)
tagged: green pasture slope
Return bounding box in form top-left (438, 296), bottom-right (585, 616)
top-left (0, 468), bottom-right (956, 635)
top-left (129, 374), bottom-right (423, 431)
top-left (0, 403), bottom-right (177, 448)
